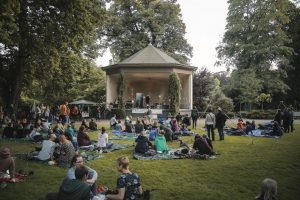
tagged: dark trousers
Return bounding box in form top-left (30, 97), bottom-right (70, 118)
top-left (217, 126), bottom-right (224, 140)
top-left (290, 120), bottom-right (294, 132)
top-left (206, 125), bottom-right (215, 141)
top-left (192, 117), bottom-right (197, 129)
top-left (283, 120), bottom-right (290, 133)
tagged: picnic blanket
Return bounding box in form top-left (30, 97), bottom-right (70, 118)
top-left (133, 152), bottom-right (180, 160)
top-left (224, 128), bottom-right (279, 138)
top-left (110, 133), bottom-right (137, 141)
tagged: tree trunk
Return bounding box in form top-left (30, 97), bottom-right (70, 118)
top-left (10, 1), bottom-right (28, 119)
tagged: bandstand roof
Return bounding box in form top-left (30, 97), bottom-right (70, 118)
top-left (102, 44), bottom-right (197, 71)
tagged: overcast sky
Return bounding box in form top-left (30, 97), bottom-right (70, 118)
top-left (96, 0), bottom-right (229, 72)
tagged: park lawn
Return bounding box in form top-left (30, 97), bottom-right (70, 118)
top-left (0, 125), bottom-right (300, 200)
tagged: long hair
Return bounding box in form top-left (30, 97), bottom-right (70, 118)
top-left (256, 178), bottom-right (278, 200)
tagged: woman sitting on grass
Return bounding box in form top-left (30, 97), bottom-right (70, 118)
top-left (106, 157), bottom-right (143, 200)
top-left (192, 134), bottom-right (214, 155)
top-left (255, 178), bottom-right (278, 200)
top-left (51, 134), bottom-right (75, 166)
top-left (77, 125), bottom-right (91, 147)
top-left (97, 127), bottom-right (109, 150)
top-left (154, 130), bottom-right (169, 153)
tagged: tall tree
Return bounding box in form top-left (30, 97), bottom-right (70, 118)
top-left (217, 0), bottom-right (294, 100)
top-left (285, 2), bottom-right (300, 108)
top-left (168, 72), bottom-right (181, 115)
top-left (104, 0), bottom-right (192, 63)
top-left (0, 0), bottom-right (106, 114)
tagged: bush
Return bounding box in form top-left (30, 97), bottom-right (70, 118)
top-left (238, 109), bottom-right (276, 119)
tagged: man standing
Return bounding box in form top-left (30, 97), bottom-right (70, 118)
top-left (215, 107), bottom-right (227, 140)
top-left (191, 106), bottom-right (199, 129)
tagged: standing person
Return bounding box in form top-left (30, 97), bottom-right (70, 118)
top-left (289, 107), bottom-right (294, 133)
top-left (255, 178), bottom-right (278, 200)
top-left (205, 108), bottom-right (216, 141)
top-left (106, 157), bottom-right (143, 200)
top-left (273, 109), bottom-right (282, 127)
top-left (66, 155), bottom-right (98, 196)
top-left (175, 112), bottom-right (182, 123)
top-left (215, 107), bottom-right (226, 140)
top-left (96, 106), bottom-right (101, 121)
top-left (145, 106), bottom-right (152, 123)
top-left (57, 166), bottom-right (91, 200)
top-left (60, 102), bottom-right (68, 125)
top-left (191, 106), bottom-right (199, 129)
top-left (282, 108), bottom-right (290, 133)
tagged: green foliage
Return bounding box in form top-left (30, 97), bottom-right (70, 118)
top-left (104, 0), bottom-right (192, 63)
top-left (193, 68), bottom-right (215, 110)
top-left (255, 93), bottom-right (272, 111)
top-left (0, 0), bottom-right (107, 110)
top-left (168, 72), bottom-right (181, 115)
top-left (211, 78), bottom-right (234, 112)
top-left (117, 73), bottom-right (126, 110)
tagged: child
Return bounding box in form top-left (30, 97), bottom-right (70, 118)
top-left (97, 127), bottom-right (109, 151)
top-left (255, 178), bottom-right (278, 200)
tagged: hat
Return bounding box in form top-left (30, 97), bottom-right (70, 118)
top-left (0, 147), bottom-right (11, 158)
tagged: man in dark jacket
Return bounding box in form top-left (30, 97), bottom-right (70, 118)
top-left (134, 120), bottom-right (144, 134)
top-left (274, 109), bottom-right (282, 126)
top-left (215, 107), bottom-right (227, 140)
top-left (57, 166), bottom-right (91, 200)
top-left (135, 131), bottom-right (152, 154)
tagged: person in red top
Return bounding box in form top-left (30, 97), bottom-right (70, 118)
top-left (60, 102), bottom-right (68, 125)
top-left (237, 118), bottom-right (245, 130)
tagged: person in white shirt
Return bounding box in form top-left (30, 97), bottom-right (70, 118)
top-left (110, 114), bottom-right (117, 130)
top-left (36, 134), bottom-right (58, 161)
top-left (97, 127), bottom-right (108, 150)
top-left (205, 108), bottom-right (216, 141)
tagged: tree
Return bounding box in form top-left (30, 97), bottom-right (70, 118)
top-left (168, 72), bottom-right (181, 115)
top-left (255, 93), bottom-right (272, 111)
top-left (192, 68), bottom-right (215, 111)
top-left (0, 0), bottom-right (107, 115)
top-left (117, 73), bottom-right (126, 110)
top-left (285, 2), bottom-right (300, 108)
top-left (104, 0), bottom-right (192, 63)
top-left (223, 69), bottom-right (262, 112)
top-left (211, 78), bottom-right (234, 112)
top-left (217, 0), bottom-right (294, 103)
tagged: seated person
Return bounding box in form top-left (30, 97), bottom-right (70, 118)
top-left (154, 130), bottom-right (169, 153)
top-left (15, 120), bottom-right (25, 138)
top-left (106, 157), bottom-right (143, 200)
top-left (54, 134), bottom-right (76, 166)
top-left (29, 124), bottom-right (43, 142)
top-left (124, 120), bottom-right (133, 133)
top-left (58, 166), bottom-right (91, 200)
top-left (182, 114), bottom-right (191, 127)
top-left (181, 124), bottom-right (191, 136)
top-left (171, 119), bottom-right (180, 132)
top-left (237, 118), bottom-right (245, 130)
top-left (97, 127), bottom-right (109, 150)
top-left (2, 122), bottom-right (15, 138)
top-left (41, 121), bottom-right (51, 133)
top-left (270, 121), bottom-right (283, 136)
top-left (135, 131), bottom-right (153, 154)
top-left (35, 134), bottom-right (58, 161)
top-left (202, 134), bottom-right (213, 150)
top-left (141, 120), bottom-right (151, 131)
top-left (53, 123), bottom-right (64, 137)
top-left (193, 134), bottom-right (214, 155)
top-left (77, 125), bottom-right (92, 147)
top-left (110, 114), bottom-right (117, 130)
top-left (134, 120), bottom-right (144, 134)
top-left (88, 119), bottom-right (97, 131)
top-left (251, 120), bottom-right (256, 130)
top-left (148, 127), bottom-right (158, 141)
top-left (67, 155), bottom-right (98, 196)
top-left (163, 125), bottom-right (174, 142)
top-left (81, 119), bottom-right (88, 129)
top-left (115, 120), bottom-right (123, 132)
top-left (255, 178), bottom-right (278, 200)
top-left (0, 147), bottom-right (16, 182)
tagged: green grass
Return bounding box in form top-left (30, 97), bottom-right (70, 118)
top-left (0, 124), bottom-right (300, 200)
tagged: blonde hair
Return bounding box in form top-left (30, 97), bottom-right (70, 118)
top-left (257, 178), bottom-right (278, 200)
top-left (117, 156), bottom-right (130, 169)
